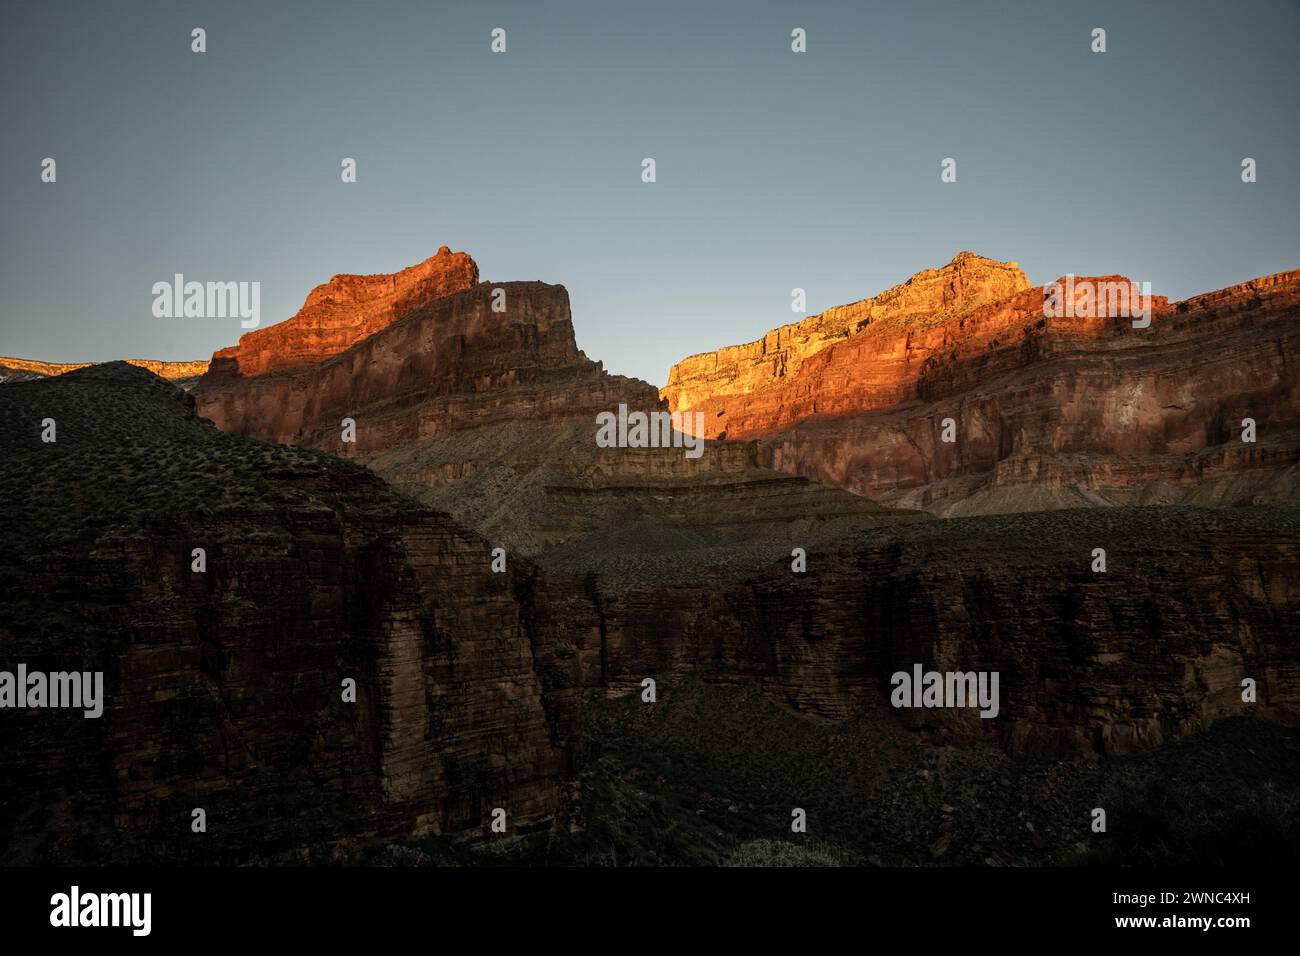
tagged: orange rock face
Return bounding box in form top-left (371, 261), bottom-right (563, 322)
top-left (0, 356), bottom-right (209, 382)
top-left (663, 251), bottom-right (1032, 412)
top-left (196, 270), bottom-right (660, 454)
top-left (206, 246), bottom-right (479, 378)
top-left (663, 253), bottom-right (1300, 513)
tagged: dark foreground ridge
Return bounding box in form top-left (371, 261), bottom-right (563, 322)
top-left (1, 363), bottom-right (1298, 864)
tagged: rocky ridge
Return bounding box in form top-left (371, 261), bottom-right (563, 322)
top-left (0, 355), bottom-right (209, 384)
top-left (663, 253), bottom-right (1300, 515)
top-left (208, 245), bottom-right (479, 378)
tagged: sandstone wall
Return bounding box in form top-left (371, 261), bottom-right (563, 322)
top-left (197, 280), bottom-right (661, 454)
top-left (662, 252), bottom-right (1032, 412)
top-left (0, 356), bottom-right (209, 381)
top-left (664, 257), bottom-right (1300, 513)
top-left (206, 246), bottom-right (479, 378)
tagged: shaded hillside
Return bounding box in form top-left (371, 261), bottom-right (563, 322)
top-left (0, 363), bottom-right (566, 863)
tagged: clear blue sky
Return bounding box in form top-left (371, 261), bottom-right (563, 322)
top-left (2, 0), bottom-right (1298, 387)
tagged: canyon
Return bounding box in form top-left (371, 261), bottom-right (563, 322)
top-left (3, 248), bottom-right (1298, 864)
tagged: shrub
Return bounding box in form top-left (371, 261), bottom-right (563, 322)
top-left (725, 839), bottom-right (841, 867)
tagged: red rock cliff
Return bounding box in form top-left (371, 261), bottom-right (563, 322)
top-left (197, 272), bottom-right (659, 455)
top-left (663, 254), bottom-right (1300, 514)
top-left (206, 246), bottom-right (479, 378)
top-left (664, 251), bottom-right (1032, 412)
top-left (0, 356), bottom-right (209, 383)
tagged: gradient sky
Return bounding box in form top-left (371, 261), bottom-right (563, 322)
top-left (2, 0), bottom-right (1298, 387)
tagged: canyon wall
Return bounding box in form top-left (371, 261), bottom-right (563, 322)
top-left (664, 251), bottom-right (1032, 411)
top-left (196, 278), bottom-right (659, 454)
top-left (0, 364), bottom-right (566, 863)
top-left (534, 506), bottom-right (1300, 760)
top-left (663, 254), bottom-right (1300, 514)
top-left (208, 245), bottom-right (479, 378)
top-left (0, 355), bottom-right (209, 383)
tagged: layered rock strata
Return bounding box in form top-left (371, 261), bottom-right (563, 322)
top-left (208, 245), bottom-right (479, 378)
top-left (196, 278), bottom-right (658, 456)
top-left (0, 364), bottom-right (564, 863)
top-left (663, 254), bottom-right (1300, 514)
top-left (0, 356), bottom-right (209, 384)
top-left (533, 506), bottom-right (1300, 759)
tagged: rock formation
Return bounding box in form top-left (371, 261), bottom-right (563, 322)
top-left (663, 253), bottom-right (1300, 515)
top-left (0, 355), bottom-right (209, 384)
top-left (208, 245), bottom-right (479, 378)
top-left (664, 251), bottom-right (1032, 412)
top-left (192, 249), bottom-right (900, 559)
top-left (196, 276), bottom-right (658, 455)
top-left (539, 505), bottom-right (1300, 759)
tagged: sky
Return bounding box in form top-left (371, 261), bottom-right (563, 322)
top-left (2, 0), bottom-right (1298, 388)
